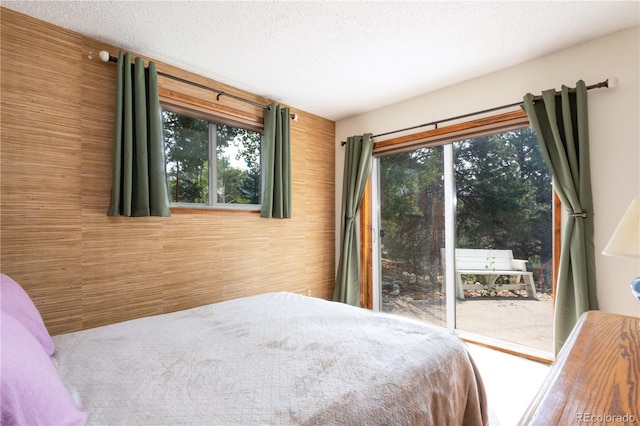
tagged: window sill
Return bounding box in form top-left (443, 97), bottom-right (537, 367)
top-left (455, 329), bottom-right (554, 364)
top-left (170, 204), bottom-right (261, 214)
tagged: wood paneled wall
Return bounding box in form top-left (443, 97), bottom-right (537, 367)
top-left (0, 8), bottom-right (336, 335)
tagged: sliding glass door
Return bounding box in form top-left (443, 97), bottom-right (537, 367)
top-left (375, 127), bottom-right (553, 353)
top-left (377, 146), bottom-right (447, 327)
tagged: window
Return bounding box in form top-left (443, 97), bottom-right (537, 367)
top-left (162, 109), bottom-right (263, 209)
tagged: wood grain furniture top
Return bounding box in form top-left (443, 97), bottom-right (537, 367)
top-left (519, 310), bottom-right (640, 425)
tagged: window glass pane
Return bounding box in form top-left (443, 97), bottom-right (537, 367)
top-left (216, 125), bottom-right (261, 205)
top-left (379, 146), bottom-right (447, 328)
top-left (162, 111), bottom-right (210, 204)
top-left (454, 128), bottom-right (553, 352)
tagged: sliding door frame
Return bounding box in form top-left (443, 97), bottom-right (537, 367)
top-left (359, 109), bottom-right (558, 360)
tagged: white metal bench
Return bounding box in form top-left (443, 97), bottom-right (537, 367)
top-left (453, 248), bottom-right (538, 300)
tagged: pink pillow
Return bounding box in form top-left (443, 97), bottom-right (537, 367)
top-left (1, 311), bottom-right (87, 425)
top-left (0, 273), bottom-right (54, 355)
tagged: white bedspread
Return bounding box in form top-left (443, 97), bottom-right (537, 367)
top-left (52, 292), bottom-right (487, 425)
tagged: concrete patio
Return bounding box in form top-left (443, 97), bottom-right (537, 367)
top-left (383, 293), bottom-right (554, 353)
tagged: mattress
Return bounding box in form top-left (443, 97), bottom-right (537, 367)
top-left (52, 292), bottom-right (487, 425)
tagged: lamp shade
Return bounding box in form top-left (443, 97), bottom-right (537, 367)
top-left (602, 199), bottom-right (640, 258)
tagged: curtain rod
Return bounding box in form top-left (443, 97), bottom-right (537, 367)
top-left (340, 78), bottom-right (614, 146)
top-left (98, 51), bottom-right (298, 121)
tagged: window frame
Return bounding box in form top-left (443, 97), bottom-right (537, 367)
top-left (160, 103), bottom-right (264, 212)
top-left (361, 109), bottom-right (559, 311)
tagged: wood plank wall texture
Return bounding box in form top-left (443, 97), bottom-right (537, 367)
top-left (0, 8), bottom-right (336, 335)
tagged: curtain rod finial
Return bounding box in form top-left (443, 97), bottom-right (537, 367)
top-left (99, 50), bottom-right (117, 63)
top-left (291, 113), bottom-right (298, 122)
top-left (606, 77), bottom-right (618, 89)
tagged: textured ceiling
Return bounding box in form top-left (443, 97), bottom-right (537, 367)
top-left (3, 1), bottom-right (639, 121)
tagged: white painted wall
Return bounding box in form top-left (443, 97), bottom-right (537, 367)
top-left (335, 26), bottom-right (640, 317)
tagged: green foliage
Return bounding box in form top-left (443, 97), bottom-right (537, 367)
top-left (162, 111), bottom-right (262, 205)
top-left (380, 147), bottom-right (445, 285)
top-left (454, 129), bottom-right (552, 262)
top-left (223, 125), bottom-right (262, 204)
top-left (163, 111), bottom-right (209, 203)
top-left (380, 127), bottom-right (553, 293)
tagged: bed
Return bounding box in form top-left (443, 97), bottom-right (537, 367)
top-left (1, 274), bottom-right (487, 425)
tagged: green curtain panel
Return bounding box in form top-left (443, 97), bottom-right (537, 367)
top-left (334, 134), bottom-right (374, 306)
top-left (523, 80), bottom-right (598, 354)
top-left (107, 51), bottom-right (170, 217)
top-left (260, 103), bottom-right (292, 219)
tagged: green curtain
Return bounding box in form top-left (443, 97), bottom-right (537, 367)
top-left (261, 103), bottom-right (292, 219)
top-left (107, 51), bottom-right (170, 217)
top-left (523, 80), bottom-right (598, 354)
top-left (334, 134), bottom-right (374, 306)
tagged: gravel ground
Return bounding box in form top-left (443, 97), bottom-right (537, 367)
top-left (382, 293), bottom-right (554, 352)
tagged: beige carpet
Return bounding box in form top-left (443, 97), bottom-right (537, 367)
top-left (466, 343), bottom-right (550, 426)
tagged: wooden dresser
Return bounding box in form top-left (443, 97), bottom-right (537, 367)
top-left (519, 310), bottom-right (640, 425)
